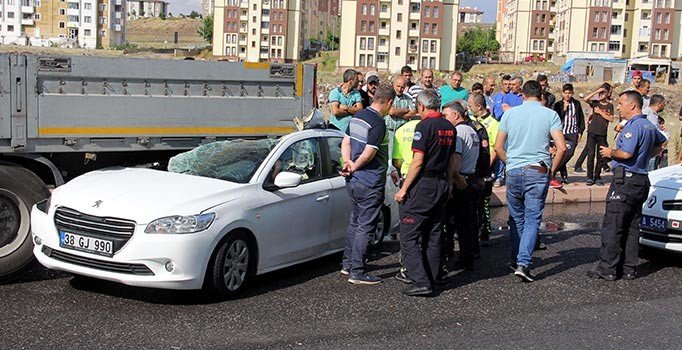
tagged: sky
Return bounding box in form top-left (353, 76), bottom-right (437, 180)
top-left (168, 0), bottom-right (498, 22)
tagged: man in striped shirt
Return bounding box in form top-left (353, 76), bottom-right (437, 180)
top-left (407, 69), bottom-right (439, 106)
top-left (551, 83), bottom-right (585, 188)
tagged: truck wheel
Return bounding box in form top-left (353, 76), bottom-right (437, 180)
top-left (0, 165), bottom-right (50, 282)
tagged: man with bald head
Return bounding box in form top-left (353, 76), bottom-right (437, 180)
top-left (386, 76), bottom-right (417, 156)
top-left (440, 72), bottom-right (469, 108)
top-left (408, 69), bottom-right (439, 105)
top-left (482, 76), bottom-right (496, 113)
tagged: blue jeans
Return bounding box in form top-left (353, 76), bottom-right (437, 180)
top-left (342, 180), bottom-right (384, 275)
top-left (506, 167), bottom-right (550, 267)
top-left (492, 159), bottom-right (505, 181)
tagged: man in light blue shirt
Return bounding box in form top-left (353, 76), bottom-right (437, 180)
top-left (494, 80), bottom-right (567, 282)
top-left (492, 74), bottom-right (512, 121)
top-left (500, 76), bottom-right (524, 113)
top-left (439, 72), bottom-right (469, 108)
top-left (329, 69), bottom-right (363, 132)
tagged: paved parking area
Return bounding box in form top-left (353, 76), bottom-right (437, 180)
top-left (2, 203), bottom-right (682, 349)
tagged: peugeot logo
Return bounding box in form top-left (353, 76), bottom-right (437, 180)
top-left (93, 200), bottom-right (103, 208)
top-left (646, 195), bottom-right (657, 209)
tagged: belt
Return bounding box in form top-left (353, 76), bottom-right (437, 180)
top-left (523, 165), bottom-right (548, 174)
top-left (625, 170), bottom-right (647, 178)
top-left (423, 171), bottom-right (447, 179)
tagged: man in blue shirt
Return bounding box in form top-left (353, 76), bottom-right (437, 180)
top-left (329, 69), bottom-right (364, 133)
top-left (494, 80), bottom-right (567, 282)
top-left (340, 84), bottom-right (395, 285)
top-left (587, 90), bottom-right (667, 281)
top-left (439, 72), bottom-right (469, 108)
top-left (492, 74), bottom-right (512, 121)
top-left (500, 76), bottom-right (524, 112)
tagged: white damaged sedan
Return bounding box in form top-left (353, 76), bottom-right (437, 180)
top-left (31, 129), bottom-right (398, 295)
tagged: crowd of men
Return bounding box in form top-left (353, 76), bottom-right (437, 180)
top-left (330, 66), bottom-right (670, 296)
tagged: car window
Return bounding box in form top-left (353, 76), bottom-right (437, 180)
top-left (327, 137), bottom-right (344, 175)
top-left (267, 138), bottom-right (323, 184)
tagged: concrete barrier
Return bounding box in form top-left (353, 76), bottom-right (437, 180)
top-left (490, 180), bottom-right (610, 207)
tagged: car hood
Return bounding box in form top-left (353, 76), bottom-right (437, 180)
top-left (649, 165), bottom-right (682, 191)
top-left (51, 168), bottom-right (246, 224)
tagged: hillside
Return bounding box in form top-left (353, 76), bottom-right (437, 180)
top-left (126, 17), bottom-right (207, 48)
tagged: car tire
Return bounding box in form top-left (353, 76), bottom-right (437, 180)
top-left (0, 165), bottom-right (50, 283)
top-left (368, 206), bottom-right (390, 249)
top-left (207, 231), bottom-right (256, 296)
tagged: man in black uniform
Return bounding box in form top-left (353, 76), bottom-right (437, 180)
top-left (587, 91), bottom-right (667, 281)
top-left (395, 89), bottom-right (457, 297)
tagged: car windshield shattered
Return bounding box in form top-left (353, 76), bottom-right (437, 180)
top-left (167, 138), bottom-right (280, 183)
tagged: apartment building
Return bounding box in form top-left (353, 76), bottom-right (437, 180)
top-left (458, 6), bottom-right (483, 24)
top-left (497, 0), bottom-right (555, 63)
top-left (0, 0), bottom-right (125, 48)
top-left (126, 0), bottom-right (168, 20)
top-left (202, 0), bottom-right (215, 16)
top-left (554, 0), bottom-right (682, 60)
top-left (339, 0), bottom-right (460, 73)
top-left (213, 0), bottom-right (339, 62)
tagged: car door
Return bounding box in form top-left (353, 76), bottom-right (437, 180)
top-left (257, 137), bottom-right (332, 268)
top-left (324, 136), bottom-right (353, 249)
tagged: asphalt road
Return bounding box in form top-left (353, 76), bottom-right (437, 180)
top-left (3, 203), bottom-right (682, 350)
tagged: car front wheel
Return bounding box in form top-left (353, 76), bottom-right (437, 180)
top-left (207, 231), bottom-right (256, 296)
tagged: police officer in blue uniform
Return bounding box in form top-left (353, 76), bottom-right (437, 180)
top-left (394, 89), bottom-right (457, 297)
top-left (587, 90), bottom-right (667, 281)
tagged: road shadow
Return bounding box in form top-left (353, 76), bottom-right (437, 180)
top-left (0, 261), bottom-right (70, 285)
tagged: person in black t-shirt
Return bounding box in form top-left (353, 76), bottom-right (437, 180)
top-left (394, 89), bottom-right (457, 297)
top-left (581, 84), bottom-right (614, 185)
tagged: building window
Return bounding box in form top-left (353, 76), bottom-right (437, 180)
top-left (379, 38), bottom-right (386, 46)
top-left (251, 41), bottom-right (255, 47)
top-left (380, 21), bottom-right (387, 29)
top-left (84, 29), bottom-right (91, 36)
top-left (594, 13), bottom-right (599, 22)
top-left (252, 3), bottom-right (256, 10)
top-left (423, 23), bottom-right (429, 34)
top-left (599, 27), bottom-right (606, 39)
top-left (101, 30), bottom-right (106, 37)
top-left (655, 29), bottom-right (661, 40)
top-left (395, 47), bottom-right (401, 55)
top-left (422, 40), bottom-right (428, 53)
top-left (368, 54), bottom-right (374, 66)
top-left (591, 43), bottom-right (597, 51)
top-left (361, 4), bottom-right (367, 15)
top-left (430, 57), bottom-right (436, 68)
top-left (84, 16), bottom-right (91, 23)
top-left (433, 7), bottom-right (439, 18)
top-left (370, 4), bottom-right (375, 15)
top-left (664, 13), bottom-right (670, 23)
top-left (661, 45), bottom-right (667, 56)
top-left (608, 40), bottom-right (620, 51)
top-left (533, 40), bottom-right (538, 50)
top-left (592, 27), bottom-right (598, 38)
top-left (369, 21), bottom-right (375, 32)
top-left (377, 53), bottom-right (386, 63)
top-left (535, 27), bottom-right (539, 36)
top-left (34, 13), bottom-right (40, 20)
top-left (663, 29), bottom-right (669, 40)
top-left (359, 54), bottom-right (365, 66)
top-left (397, 13), bottom-right (402, 22)
top-left (360, 20), bottom-right (366, 32)
top-left (396, 30), bottom-right (401, 39)
top-left (424, 6), bottom-right (430, 17)
top-left (638, 42), bottom-right (648, 52)
top-left (430, 40), bottom-right (437, 53)
top-left (368, 37), bottom-right (374, 50)
top-left (421, 57), bottom-right (428, 68)
top-left (59, 21), bottom-right (65, 28)
top-left (381, 4), bottom-right (387, 12)
top-left (598, 43), bottom-right (605, 51)
top-left (612, 11), bottom-right (618, 19)
top-left (656, 12), bottom-right (662, 23)
top-left (408, 56), bottom-right (416, 64)
top-left (432, 23), bottom-right (437, 35)
top-left (7, 25), bottom-right (13, 32)
top-left (360, 37), bottom-right (366, 50)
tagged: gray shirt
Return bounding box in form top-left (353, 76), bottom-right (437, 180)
top-left (455, 123), bottom-right (480, 175)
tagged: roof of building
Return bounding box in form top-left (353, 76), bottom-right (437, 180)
top-left (459, 6), bottom-right (484, 14)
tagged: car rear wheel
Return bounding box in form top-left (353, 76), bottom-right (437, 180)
top-left (207, 231), bottom-right (256, 296)
top-left (368, 206), bottom-right (390, 249)
top-left (0, 165), bottom-right (50, 282)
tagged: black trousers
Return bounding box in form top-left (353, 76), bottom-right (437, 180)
top-left (444, 177), bottom-right (480, 266)
top-left (585, 133), bottom-right (608, 180)
top-left (399, 176), bottom-right (449, 288)
top-left (597, 171), bottom-right (649, 276)
top-left (558, 133), bottom-right (579, 179)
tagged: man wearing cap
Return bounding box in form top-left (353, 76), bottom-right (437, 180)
top-left (360, 74), bottom-right (380, 108)
top-left (630, 70), bottom-right (643, 91)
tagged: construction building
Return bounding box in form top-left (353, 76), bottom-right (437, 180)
top-left (212, 0), bottom-right (340, 62)
top-left (338, 0), bottom-right (461, 73)
top-left (0, 0), bottom-right (125, 48)
top-left (126, 0), bottom-right (168, 20)
top-left (458, 6), bottom-right (483, 24)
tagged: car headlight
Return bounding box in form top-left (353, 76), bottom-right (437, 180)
top-left (145, 213), bottom-right (216, 234)
top-left (36, 196), bottom-right (51, 214)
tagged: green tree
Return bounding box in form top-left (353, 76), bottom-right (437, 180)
top-left (197, 15), bottom-right (213, 44)
top-left (456, 27), bottom-right (500, 56)
top-left (324, 31), bottom-right (339, 51)
top-left (189, 10), bottom-right (201, 19)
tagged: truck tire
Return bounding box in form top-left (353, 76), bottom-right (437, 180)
top-left (0, 165), bottom-right (50, 282)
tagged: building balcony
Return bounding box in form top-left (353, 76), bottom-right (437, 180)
top-left (113, 0), bottom-right (122, 5)
top-left (408, 29), bottom-right (419, 37)
top-left (378, 28), bottom-right (390, 36)
top-left (409, 45), bottom-right (418, 53)
top-left (67, 21), bottom-right (79, 27)
top-left (240, 14), bottom-right (248, 21)
top-left (262, 27), bottom-right (269, 34)
top-left (262, 15), bottom-right (269, 22)
top-left (260, 53), bottom-right (269, 59)
top-left (239, 27), bottom-right (247, 33)
top-left (260, 40), bottom-right (269, 47)
top-left (114, 24), bottom-right (122, 31)
top-left (239, 38), bottom-right (246, 45)
top-left (262, 0), bottom-right (270, 9)
top-left (115, 11), bottom-right (122, 19)
top-left (240, 0), bottom-right (248, 9)
top-left (21, 6), bottom-right (34, 14)
top-left (409, 12), bottom-right (420, 20)
top-left (21, 18), bottom-right (34, 25)
top-left (379, 11), bottom-right (390, 19)
top-left (239, 51), bottom-right (247, 58)
top-left (66, 8), bottom-right (80, 16)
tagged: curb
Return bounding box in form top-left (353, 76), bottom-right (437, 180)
top-left (490, 181), bottom-right (610, 207)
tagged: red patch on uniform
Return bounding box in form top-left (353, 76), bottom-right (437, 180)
top-left (401, 216), bottom-right (416, 224)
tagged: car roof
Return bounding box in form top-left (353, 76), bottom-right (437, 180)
top-left (280, 128), bottom-right (344, 143)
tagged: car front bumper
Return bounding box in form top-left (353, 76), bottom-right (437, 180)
top-left (31, 206), bottom-right (217, 290)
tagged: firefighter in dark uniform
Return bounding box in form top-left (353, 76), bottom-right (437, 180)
top-left (394, 89), bottom-right (457, 297)
top-left (587, 90), bottom-right (667, 281)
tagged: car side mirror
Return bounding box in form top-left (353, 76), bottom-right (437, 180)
top-left (273, 171), bottom-right (302, 189)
